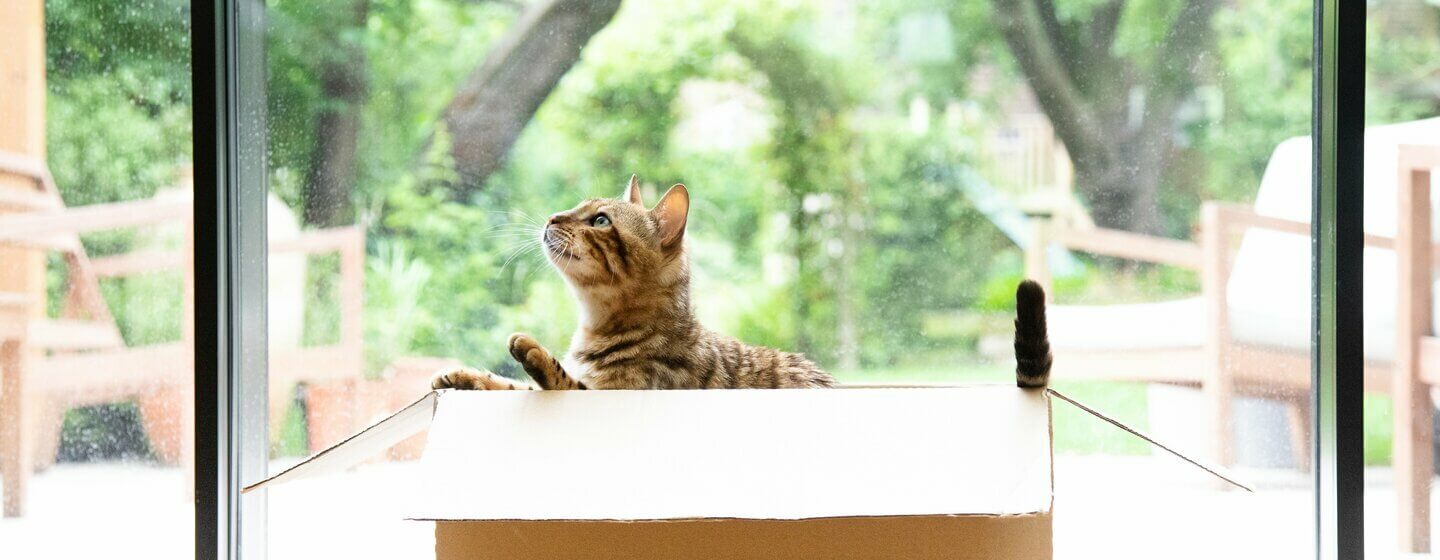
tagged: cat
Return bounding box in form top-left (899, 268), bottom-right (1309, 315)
top-left (432, 175), bottom-right (836, 390)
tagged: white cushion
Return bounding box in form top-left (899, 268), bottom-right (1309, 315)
top-left (1227, 118), bottom-right (1440, 362)
top-left (1048, 297), bottom-right (1205, 351)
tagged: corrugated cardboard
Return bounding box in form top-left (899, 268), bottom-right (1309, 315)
top-left (246, 385), bottom-right (1238, 560)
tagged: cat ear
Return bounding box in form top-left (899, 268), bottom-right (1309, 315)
top-left (623, 174), bottom-right (644, 207)
top-left (651, 184), bottom-right (689, 248)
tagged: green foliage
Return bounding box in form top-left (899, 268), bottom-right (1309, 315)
top-left (850, 127), bottom-right (1009, 364)
top-left (1200, 0), bottom-right (1313, 205)
top-left (45, 0), bottom-right (1440, 457)
top-left (267, 0), bottom-right (513, 211)
top-left (365, 240), bottom-right (435, 374)
top-left (47, 0), bottom-right (192, 207)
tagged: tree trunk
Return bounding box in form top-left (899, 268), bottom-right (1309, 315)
top-left (1069, 113), bottom-right (1172, 235)
top-left (442, 0), bottom-right (624, 197)
top-left (987, 0), bottom-right (1217, 235)
top-left (303, 0), bottom-right (369, 228)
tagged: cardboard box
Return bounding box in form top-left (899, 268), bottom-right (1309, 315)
top-left (246, 386), bottom-right (1239, 559)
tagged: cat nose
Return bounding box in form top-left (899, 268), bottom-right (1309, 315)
top-left (547, 214), bottom-right (564, 225)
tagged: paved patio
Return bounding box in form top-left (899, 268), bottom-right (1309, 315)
top-left (0, 455), bottom-right (1429, 559)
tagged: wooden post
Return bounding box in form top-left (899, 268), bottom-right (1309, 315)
top-left (0, 341), bottom-right (32, 517)
top-left (1200, 203), bottom-right (1234, 470)
top-left (1394, 150), bottom-right (1433, 553)
top-left (339, 227), bottom-right (364, 372)
top-left (0, 0), bottom-right (46, 519)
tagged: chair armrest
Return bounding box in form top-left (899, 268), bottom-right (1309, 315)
top-left (1048, 224), bottom-right (1203, 269)
top-left (0, 197), bottom-right (190, 243)
top-left (1208, 200), bottom-right (1440, 257)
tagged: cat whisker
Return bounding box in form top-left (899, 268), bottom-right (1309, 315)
top-left (487, 232), bottom-right (544, 241)
top-left (510, 209), bottom-right (544, 226)
top-left (486, 209), bottom-right (543, 223)
top-left (521, 256), bottom-right (548, 283)
top-left (484, 226), bottom-right (543, 236)
top-left (500, 238), bottom-right (544, 261)
top-left (500, 242), bottom-right (543, 272)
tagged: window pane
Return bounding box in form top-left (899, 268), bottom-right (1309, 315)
top-left (0, 1), bottom-right (195, 558)
top-left (1364, 1), bottom-right (1440, 555)
top-left (256, 0), bottom-right (1315, 556)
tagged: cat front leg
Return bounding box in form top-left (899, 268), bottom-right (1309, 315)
top-left (431, 366), bottom-right (537, 391)
top-left (508, 333), bottom-right (587, 390)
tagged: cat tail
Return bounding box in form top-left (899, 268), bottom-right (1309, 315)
top-left (1014, 279), bottom-right (1052, 388)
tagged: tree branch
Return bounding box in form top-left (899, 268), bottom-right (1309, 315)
top-left (988, 0), bottom-right (1112, 165)
top-left (441, 0), bottom-right (624, 196)
top-left (1034, 0), bottom-right (1080, 61)
top-left (1087, 0), bottom-right (1124, 61)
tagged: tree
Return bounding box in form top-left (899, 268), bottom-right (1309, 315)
top-left (442, 0), bottom-right (625, 197)
top-left (303, 0), bottom-right (370, 227)
top-left (987, 0), bottom-right (1219, 234)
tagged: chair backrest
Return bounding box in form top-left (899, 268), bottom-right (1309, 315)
top-left (1227, 118), bottom-right (1440, 362)
top-left (0, 151), bottom-right (125, 352)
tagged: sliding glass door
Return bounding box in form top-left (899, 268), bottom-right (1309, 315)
top-left (185, 0), bottom-right (1381, 558)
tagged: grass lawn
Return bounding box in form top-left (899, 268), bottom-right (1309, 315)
top-left (836, 363), bottom-right (1406, 464)
top-left (1365, 393), bottom-right (1395, 466)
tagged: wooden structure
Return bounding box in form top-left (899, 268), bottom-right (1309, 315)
top-left (978, 111), bottom-right (1091, 231)
top-left (0, 0), bottom-right (50, 519)
top-left (0, 0), bottom-right (367, 518)
top-left (1026, 141), bottom-right (1440, 553)
top-left (0, 153), bottom-right (365, 517)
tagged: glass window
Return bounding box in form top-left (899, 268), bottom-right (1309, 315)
top-left (251, 0), bottom-right (1317, 556)
top-left (1364, 1), bottom-right (1440, 555)
top-left (0, 1), bottom-right (195, 558)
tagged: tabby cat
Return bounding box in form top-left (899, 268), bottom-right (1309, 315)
top-left (432, 176), bottom-right (836, 390)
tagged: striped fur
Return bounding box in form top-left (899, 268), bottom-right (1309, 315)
top-left (432, 178), bottom-right (833, 391)
top-left (1013, 279), bottom-right (1052, 388)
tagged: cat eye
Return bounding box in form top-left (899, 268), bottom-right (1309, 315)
top-left (590, 214), bottom-right (611, 227)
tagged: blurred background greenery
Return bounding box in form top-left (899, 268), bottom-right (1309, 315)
top-left (42, 0), bottom-right (1440, 460)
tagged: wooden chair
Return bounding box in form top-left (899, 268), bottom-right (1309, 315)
top-left (0, 151), bottom-right (365, 517)
top-left (1026, 118), bottom-right (1440, 552)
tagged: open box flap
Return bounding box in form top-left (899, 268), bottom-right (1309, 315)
top-left (242, 391), bottom-right (439, 494)
top-left (408, 386), bottom-right (1052, 521)
top-left (1046, 389), bottom-right (1253, 492)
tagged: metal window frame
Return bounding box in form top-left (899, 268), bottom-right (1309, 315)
top-left (193, 0), bottom-right (269, 559)
top-left (1313, 0), bottom-right (1365, 558)
top-left (191, 0), bottom-right (1371, 558)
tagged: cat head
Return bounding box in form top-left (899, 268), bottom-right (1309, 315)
top-left (541, 175), bottom-right (690, 292)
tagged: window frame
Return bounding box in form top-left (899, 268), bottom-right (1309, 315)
top-left (189, 1), bottom-right (1371, 558)
top-left (193, 0), bottom-right (269, 559)
top-left (1312, 0), bottom-right (1366, 558)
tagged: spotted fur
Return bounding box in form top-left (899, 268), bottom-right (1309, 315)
top-left (432, 176), bottom-right (834, 391)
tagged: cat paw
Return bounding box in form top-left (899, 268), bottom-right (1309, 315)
top-left (507, 333), bottom-right (549, 367)
top-left (431, 367), bottom-right (489, 390)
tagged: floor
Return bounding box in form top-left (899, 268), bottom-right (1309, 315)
top-left (0, 455), bottom-right (1429, 559)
